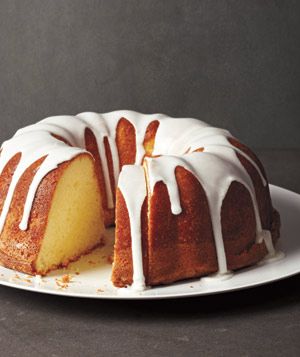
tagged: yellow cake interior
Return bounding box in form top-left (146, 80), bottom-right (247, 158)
top-left (35, 155), bottom-right (104, 274)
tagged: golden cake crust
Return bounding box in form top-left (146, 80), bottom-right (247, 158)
top-left (0, 112), bottom-right (280, 288)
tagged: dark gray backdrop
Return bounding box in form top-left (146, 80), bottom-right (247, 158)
top-left (0, 0), bottom-right (299, 148)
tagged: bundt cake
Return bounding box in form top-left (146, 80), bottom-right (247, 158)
top-left (0, 110), bottom-right (280, 290)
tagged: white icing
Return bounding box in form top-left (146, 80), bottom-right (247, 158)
top-left (118, 165), bottom-right (147, 291)
top-left (200, 271), bottom-right (234, 283)
top-left (34, 274), bottom-right (43, 287)
top-left (259, 250), bottom-right (285, 265)
top-left (0, 110), bottom-right (275, 289)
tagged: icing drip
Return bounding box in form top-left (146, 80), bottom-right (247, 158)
top-left (0, 110), bottom-right (276, 287)
top-left (76, 112), bottom-right (117, 208)
top-left (0, 131), bottom-right (86, 232)
top-left (258, 230), bottom-right (276, 256)
top-left (118, 165), bottom-right (147, 291)
top-left (145, 145), bottom-right (268, 274)
top-left (100, 111), bottom-right (167, 165)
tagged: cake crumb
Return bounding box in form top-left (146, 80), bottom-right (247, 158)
top-left (106, 255), bottom-right (113, 264)
top-left (61, 274), bottom-right (71, 284)
top-left (96, 288), bottom-right (104, 293)
top-left (73, 268), bottom-right (80, 275)
top-left (55, 274), bottom-right (73, 289)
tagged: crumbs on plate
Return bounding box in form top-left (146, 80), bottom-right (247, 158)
top-left (9, 273), bottom-right (32, 284)
top-left (55, 274), bottom-right (73, 289)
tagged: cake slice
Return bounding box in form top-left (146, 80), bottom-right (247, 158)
top-left (0, 153), bottom-right (104, 275)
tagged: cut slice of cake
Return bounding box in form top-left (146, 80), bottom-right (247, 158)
top-left (0, 153), bottom-right (105, 275)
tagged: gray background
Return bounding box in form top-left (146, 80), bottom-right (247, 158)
top-left (0, 2), bottom-right (299, 356)
top-left (0, 0), bottom-right (299, 148)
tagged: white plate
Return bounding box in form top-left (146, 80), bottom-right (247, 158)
top-left (0, 184), bottom-right (299, 299)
